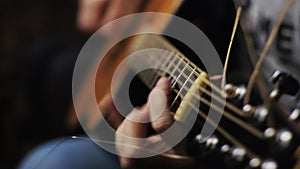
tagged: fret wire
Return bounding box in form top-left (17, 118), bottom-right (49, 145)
top-left (130, 35), bottom-right (262, 141)
top-left (139, 47), bottom-right (154, 85)
top-left (163, 51), bottom-right (178, 76)
top-left (150, 50), bottom-right (178, 87)
top-left (155, 48), bottom-right (250, 121)
top-left (170, 67), bottom-right (196, 109)
top-left (149, 65), bottom-right (190, 104)
top-left (184, 101), bottom-right (257, 159)
top-left (133, 35), bottom-right (158, 84)
top-left (152, 36), bottom-right (205, 81)
top-left (170, 68), bottom-right (265, 138)
top-left (171, 59), bottom-right (189, 88)
top-left (166, 52), bottom-right (182, 81)
top-left (146, 50), bottom-right (251, 120)
top-left (136, 35), bottom-right (253, 125)
top-left (141, 53), bottom-right (153, 85)
top-left (165, 68), bottom-right (265, 139)
top-left (142, 46), bottom-right (167, 85)
top-left (146, 50), bottom-right (248, 120)
top-left (157, 48), bottom-right (173, 77)
top-left (140, 69), bottom-right (259, 158)
top-left (147, 53), bottom-right (266, 138)
top-left (163, 76), bottom-right (259, 159)
top-left (153, 35), bottom-right (226, 97)
top-left (131, 35), bottom-right (265, 157)
top-left (145, 46), bottom-right (172, 88)
top-left (142, 46), bottom-right (169, 88)
top-left (142, 57), bottom-right (265, 139)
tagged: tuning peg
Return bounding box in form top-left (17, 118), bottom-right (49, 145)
top-left (231, 147), bottom-right (246, 162)
top-left (224, 84), bottom-right (246, 100)
top-left (289, 108), bottom-right (300, 121)
top-left (261, 160), bottom-right (278, 169)
top-left (220, 144), bottom-right (230, 153)
top-left (264, 128), bottom-right (276, 138)
top-left (205, 135), bottom-right (219, 149)
top-left (243, 104), bottom-right (268, 121)
top-left (264, 127), bottom-right (293, 147)
top-left (194, 134), bottom-right (207, 144)
top-left (276, 129), bottom-right (293, 147)
top-left (253, 106), bottom-right (268, 122)
top-left (270, 70), bottom-right (300, 99)
top-left (249, 157), bottom-right (262, 168)
top-left (194, 134), bottom-right (219, 150)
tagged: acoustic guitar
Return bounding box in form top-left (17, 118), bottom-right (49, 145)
top-left (70, 0), bottom-right (300, 168)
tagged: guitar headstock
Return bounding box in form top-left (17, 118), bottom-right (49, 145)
top-left (180, 69), bottom-right (300, 169)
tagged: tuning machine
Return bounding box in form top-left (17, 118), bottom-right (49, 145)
top-left (260, 160), bottom-right (278, 169)
top-left (243, 104), bottom-right (269, 122)
top-left (269, 70), bottom-right (300, 100)
top-left (194, 134), bottom-right (219, 150)
top-left (264, 127), bottom-right (293, 147)
top-left (248, 158), bottom-right (278, 169)
top-left (289, 108), bottom-right (300, 122)
top-left (224, 83), bottom-right (247, 100)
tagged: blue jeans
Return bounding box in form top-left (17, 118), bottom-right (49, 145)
top-left (18, 137), bottom-right (121, 169)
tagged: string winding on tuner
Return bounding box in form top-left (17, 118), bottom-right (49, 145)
top-left (224, 84), bottom-right (246, 100)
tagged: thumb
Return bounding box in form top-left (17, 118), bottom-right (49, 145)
top-left (148, 77), bottom-right (174, 133)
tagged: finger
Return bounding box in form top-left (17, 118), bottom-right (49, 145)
top-left (115, 107), bottom-right (149, 159)
top-left (148, 77), bottom-right (174, 133)
top-left (116, 106), bottom-right (149, 138)
top-left (77, 0), bottom-right (108, 32)
top-left (98, 94), bottom-right (124, 129)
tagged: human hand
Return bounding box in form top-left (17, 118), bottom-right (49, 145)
top-left (115, 77), bottom-right (173, 168)
top-left (98, 77), bottom-right (174, 168)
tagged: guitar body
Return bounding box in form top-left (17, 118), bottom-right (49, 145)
top-left (70, 0), bottom-right (300, 168)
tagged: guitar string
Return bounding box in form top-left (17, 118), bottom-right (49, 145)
top-left (165, 61), bottom-right (266, 139)
top-left (108, 0), bottom-right (293, 162)
top-left (184, 102), bottom-right (257, 159)
top-left (231, 0), bottom-right (275, 127)
top-left (152, 35), bottom-right (223, 94)
top-left (243, 0), bottom-right (295, 105)
top-left (141, 46), bottom-right (168, 83)
top-left (163, 56), bottom-right (247, 117)
top-left (170, 66), bottom-right (196, 108)
top-left (134, 2), bottom-right (292, 160)
top-left (111, 17), bottom-right (260, 161)
top-left (221, 6), bottom-right (242, 92)
top-left (148, 68), bottom-right (259, 159)
top-left (72, 134), bottom-right (257, 160)
top-left (154, 69), bottom-right (260, 159)
top-left (143, 55), bottom-right (266, 139)
top-left (137, 43), bottom-right (262, 132)
top-left (141, 47), bottom-right (258, 130)
top-left (166, 68), bottom-right (265, 139)
top-left (143, 47), bottom-right (251, 118)
top-left (70, 136), bottom-right (167, 155)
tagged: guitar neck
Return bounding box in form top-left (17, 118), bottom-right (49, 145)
top-left (130, 34), bottom-right (200, 90)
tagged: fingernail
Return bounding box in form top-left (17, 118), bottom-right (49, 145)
top-left (156, 77), bottom-right (167, 87)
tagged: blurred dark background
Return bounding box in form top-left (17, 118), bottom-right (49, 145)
top-left (0, 0), bottom-right (87, 168)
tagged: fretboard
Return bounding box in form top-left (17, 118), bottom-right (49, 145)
top-left (127, 34), bottom-right (202, 110)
